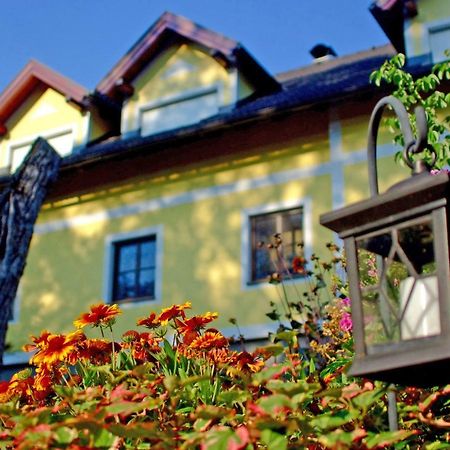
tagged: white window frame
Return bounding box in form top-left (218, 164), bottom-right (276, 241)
top-left (6, 125), bottom-right (75, 173)
top-left (103, 225), bottom-right (163, 307)
top-left (137, 84), bottom-right (222, 136)
top-left (241, 198), bottom-right (312, 291)
top-left (428, 20), bottom-right (450, 63)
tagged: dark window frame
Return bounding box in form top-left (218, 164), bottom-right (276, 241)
top-left (249, 206), bottom-right (304, 284)
top-left (112, 234), bottom-right (157, 303)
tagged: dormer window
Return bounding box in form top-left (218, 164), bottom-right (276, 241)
top-left (139, 87), bottom-right (219, 137)
top-left (9, 128), bottom-right (73, 173)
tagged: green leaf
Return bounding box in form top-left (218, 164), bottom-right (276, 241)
top-left (260, 429), bottom-right (288, 450)
top-left (364, 430), bottom-right (416, 448)
top-left (318, 428), bottom-right (367, 448)
top-left (105, 398), bottom-right (160, 415)
top-left (425, 441), bottom-right (450, 449)
top-left (266, 379), bottom-right (318, 397)
top-left (108, 422), bottom-right (159, 439)
top-left (217, 389), bottom-right (251, 406)
top-left (54, 426), bottom-right (78, 445)
top-left (257, 394), bottom-right (293, 415)
top-left (252, 364), bottom-right (289, 384)
top-left (310, 409), bottom-right (353, 431)
top-left (93, 427), bottom-right (116, 447)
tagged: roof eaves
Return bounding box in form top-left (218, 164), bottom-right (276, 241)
top-left (0, 60), bottom-right (87, 124)
top-left (369, 0), bottom-right (406, 54)
top-left (96, 12), bottom-right (280, 99)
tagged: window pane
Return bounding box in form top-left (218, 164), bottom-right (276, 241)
top-left (116, 272), bottom-right (136, 300)
top-left (118, 244), bottom-right (137, 272)
top-left (250, 207), bottom-right (303, 282)
top-left (141, 91), bottom-right (218, 136)
top-left (138, 268), bottom-right (155, 298)
top-left (140, 240), bottom-right (156, 269)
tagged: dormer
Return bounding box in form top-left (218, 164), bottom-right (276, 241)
top-left (0, 60), bottom-right (91, 173)
top-left (96, 12), bottom-right (280, 138)
top-left (370, 0), bottom-right (450, 66)
top-left (0, 60), bottom-right (121, 174)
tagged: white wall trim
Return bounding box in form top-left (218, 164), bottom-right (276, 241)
top-left (427, 19), bottom-right (450, 63)
top-left (102, 225), bottom-right (164, 307)
top-left (329, 111), bottom-right (346, 210)
top-left (34, 142), bottom-right (396, 236)
top-left (3, 351), bottom-right (30, 366)
top-left (240, 197), bottom-right (312, 291)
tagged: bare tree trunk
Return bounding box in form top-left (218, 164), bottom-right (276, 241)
top-left (0, 138), bottom-right (61, 364)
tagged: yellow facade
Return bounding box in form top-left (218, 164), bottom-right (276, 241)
top-left (1, 7), bottom-right (439, 360)
top-left (404, 0), bottom-right (450, 63)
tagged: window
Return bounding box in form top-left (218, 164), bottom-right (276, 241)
top-left (140, 89), bottom-right (218, 137)
top-left (9, 130), bottom-right (73, 173)
top-left (112, 236), bottom-right (156, 302)
top-left (249, 207), bottom-right (304, 283)
top-left (104, 226), bottom-right (163, 305)
top-left (429, 25), bottom-right (450, 63)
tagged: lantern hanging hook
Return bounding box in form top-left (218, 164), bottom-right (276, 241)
top-left (367, 95), bottom-right (435, 196)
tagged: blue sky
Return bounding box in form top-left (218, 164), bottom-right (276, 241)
top-left (0, 1), bottom-right (388, 93)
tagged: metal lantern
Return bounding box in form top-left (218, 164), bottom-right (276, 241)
top-left (320, 96), bottom-right (450, 387)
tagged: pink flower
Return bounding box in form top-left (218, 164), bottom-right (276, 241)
top-left (431, 169), bottom-right (450, 175)
top-left (340, 297), bottom-right (351, 307)
top-left (339, 312), bottom-right (352, 332)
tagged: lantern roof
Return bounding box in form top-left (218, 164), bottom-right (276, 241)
top-left (320, 171), bottom-right (450, 238)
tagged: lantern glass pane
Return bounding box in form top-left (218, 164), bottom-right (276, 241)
top-left (356, 218), bottom-right (440, 354)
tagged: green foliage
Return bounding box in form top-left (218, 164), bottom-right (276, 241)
top-left (370, 53), bottom-right (450, 168)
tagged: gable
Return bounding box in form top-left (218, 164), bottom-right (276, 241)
top-left (0, 86), bottom-right (88, 172)
top-left (121, 43), bottom-right (249, 137)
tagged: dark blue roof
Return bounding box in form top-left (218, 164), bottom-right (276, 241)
top-left (63, 47), bottom-right (397, 167)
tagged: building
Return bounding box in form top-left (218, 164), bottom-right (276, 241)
top-left (0, 0), bottom-right (448, 367)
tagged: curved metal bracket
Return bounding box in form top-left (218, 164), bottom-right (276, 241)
top-left (367, 95), bottom-right (429, 197)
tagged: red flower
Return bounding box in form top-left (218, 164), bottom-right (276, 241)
top-left (158, 302), bottom-right (192, 324)
top-left (292, 256), bottom-right (307, 274)
top-left (175, 312), bottom-right (218, 344)
top-left (74, 303), bottom-right (121, 329)
top-left (122, 332), bottom-right (161, 362)
top-left (78, 339), bottom-right (118, 365)
top-left (137, 312), bottom-right (160, 329)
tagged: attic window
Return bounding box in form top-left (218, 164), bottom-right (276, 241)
top-left (139, 88), bottom-right (219, 137)
top-left (9, 130), bottom-right (73, 173)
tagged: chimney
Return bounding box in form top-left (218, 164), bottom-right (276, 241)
top-left (310, 44), bottom-right (337, 62)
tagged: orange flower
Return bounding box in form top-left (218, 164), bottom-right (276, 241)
top-left (158, 302), bottom-right (192, 325)
top-left (0, 381), bottom-right (10, 403)
top-left (234, 351), bottom-right (265, 373)
top-left (74, 303), bottom-right (121, 329)
top-left (176, 312), bottom-right (218, 334)
top-left (31, 332), bottom-right (81, 367)
top-left (137, 312), bottom-right (160, 329)
top-left (78, 339), bottom-right (117, 365)
top-left (175, 312), bottom-right (218, 345)
top-left (292, 256), bottom-right (307, 274)
top-left (122, 331), bottom-right (161, 362)
top-left (189, 330), bottom-right (228, 350)
top-left (23, 330), bottom-right (52, 353)
top-left (8, 370), bottom-right (34, 399)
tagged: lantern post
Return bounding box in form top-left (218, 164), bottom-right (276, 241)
top-left (320, 95), bottom-right (450, 387)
